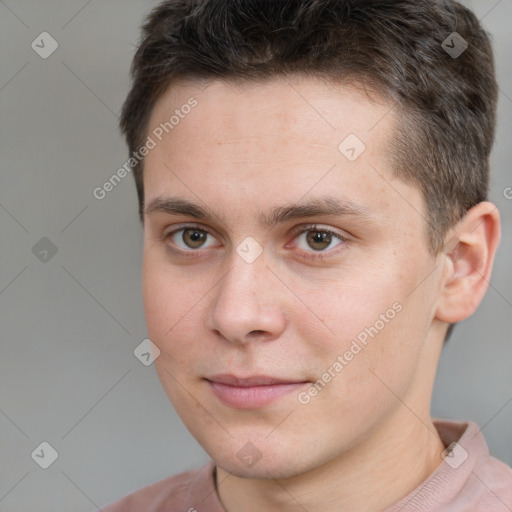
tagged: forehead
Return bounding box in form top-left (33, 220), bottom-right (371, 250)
top-left (147, 76), bottom-right (393, 149)
top-left (143, 76), bottom-right (424, 233)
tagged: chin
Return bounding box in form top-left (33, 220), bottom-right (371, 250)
top-left (206, 435), bottom-right (323, 480)
top-left (215, 456), bottom-right (306, 480)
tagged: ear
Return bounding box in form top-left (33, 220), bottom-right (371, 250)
top-left (435, 201), bottom-right (501, 324)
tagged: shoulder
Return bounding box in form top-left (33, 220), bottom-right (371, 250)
top-left (387, 420), bottom-right (512, 511)
top-left (437, 420), bottom-right (512, 510)
top-left (441, 420), bottom-right (512, 509)
top-left (98, 461), bottom-right (216, 512)
top-left (469, 451), bottom-right (512, 510)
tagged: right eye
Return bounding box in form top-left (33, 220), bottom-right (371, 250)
top-left (166, 227), bottom-right (219, 251)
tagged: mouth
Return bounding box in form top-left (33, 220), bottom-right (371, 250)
top-left (205, 374), bottom-right (310, 409)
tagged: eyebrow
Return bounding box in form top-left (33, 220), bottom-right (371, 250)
top-left (258, 196), bottom-right (378, 228)
top-left (144, 197), bottom-right (227, 224)
top-left (143, 195), bottom-right (379, 228)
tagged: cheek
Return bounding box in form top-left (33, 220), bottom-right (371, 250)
top-left (142, 255), bottom-right (196, 344)
top-left (295, 261), bottom-right (422, 391)
top-left (143, 270), bottom-right (176, 337)
top-left (142, 254), bottom-right (217, 371)
top-left (297, 265), bottom-right (399, 347)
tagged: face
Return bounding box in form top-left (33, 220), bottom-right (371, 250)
top-left (142, 76), bottom-right (445, 479)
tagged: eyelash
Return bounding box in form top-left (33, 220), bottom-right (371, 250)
top-left (162, 223), bottom-right (217, 259)
top-left (162, 223), bottom-right (347, 260)
top-left (290, 224), bottom-right (347, 260)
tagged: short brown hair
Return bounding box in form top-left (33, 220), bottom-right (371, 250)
top-left (120, 0), bottom-right (497, 255)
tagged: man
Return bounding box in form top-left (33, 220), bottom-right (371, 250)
top-left (100, 0), bottom-right (512, 510)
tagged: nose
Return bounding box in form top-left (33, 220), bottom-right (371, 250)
top-left (206, 251), bottom-right (287, 345)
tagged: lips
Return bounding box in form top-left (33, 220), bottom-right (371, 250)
top-left (205, 374), bottom-right (309, 408)
top-left (207, 374), bottom-right (306, 386)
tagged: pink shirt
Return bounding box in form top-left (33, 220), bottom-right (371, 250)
top-left (99, 420), bottom-right (512, 511)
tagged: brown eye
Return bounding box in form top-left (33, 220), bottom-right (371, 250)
top-left (168, 227), bottom-right (218, 251)
top-left (294, 228), bottom-right (344, 254)
top-left (306, 230), bottom-right (332, 250)
top-left (182, 229), bottom-right (207, 248)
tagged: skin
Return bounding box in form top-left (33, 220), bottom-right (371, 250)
top-left (141, 75), bottom-right (500, 512)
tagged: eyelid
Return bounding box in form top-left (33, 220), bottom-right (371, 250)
top-left (289, 223), bottom-right (348, 242)
top-left (161, 222), bottom-right (348, 259)
top-left (286, 223), bottom-right (348, 258)
top-left (163, 223), bottom-right (221, 251)
top-left (163, 222), bottom-right (214, 238)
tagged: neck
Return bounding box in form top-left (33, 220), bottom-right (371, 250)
top-left (216, 414), bottom-right (445, 512)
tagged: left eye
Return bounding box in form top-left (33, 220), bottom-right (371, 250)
top-left (169, 228), bottom-right (218, 250)
top-left (295, 229), bottom-right (343, 251)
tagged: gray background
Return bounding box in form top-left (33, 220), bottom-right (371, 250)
top-left (0, 1), bottom-right (511, 510)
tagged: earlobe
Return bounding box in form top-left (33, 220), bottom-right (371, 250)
top-left (435, 202), bottom-right (500, 324)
